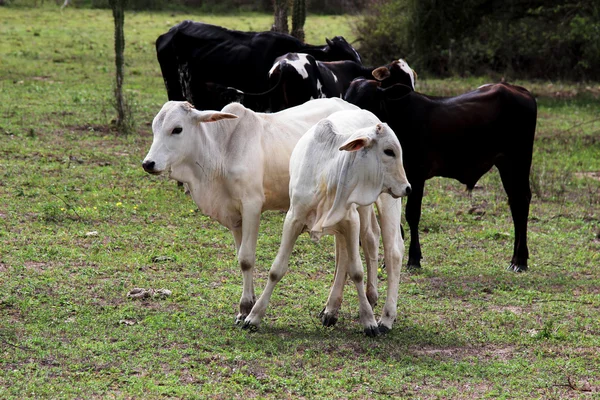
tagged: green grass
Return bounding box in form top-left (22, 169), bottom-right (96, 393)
top-left (1, 6), bottom-right (600, 399)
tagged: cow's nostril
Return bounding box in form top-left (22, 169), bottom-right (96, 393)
top-left (142, 160), bottom-right (155, 172)
top-left (405, 185), bottom-right (412, 196)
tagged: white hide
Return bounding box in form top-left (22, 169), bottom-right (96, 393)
top-left (142, 98), bottom-right (360, 323)
top-left (269, 53), bottom-right (311, 79)
top-left (290, 114), bottom-right (410, 233)
top-left (396, 58), bottom-right (416, 89)
top-left (243, 109), bottom-right (411, 335)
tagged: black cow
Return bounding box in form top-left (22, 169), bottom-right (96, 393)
top-left (267, 56), bottom-right (416, 111)
top-left (156, 20), bottom-right (362, 111)
top-left (344, 80), bottom-right (537, 272)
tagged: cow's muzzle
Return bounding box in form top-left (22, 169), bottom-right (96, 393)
top-left (388, 185), bottom-right (412, 199)
top-left (142, 160), bottom-right (161, 175)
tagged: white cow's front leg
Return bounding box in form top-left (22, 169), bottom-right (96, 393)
top-left (242, 211), bottom-right (304, 330)
top-left (376, 194), bottom-right (404, 333)
top-left (341, 215), bottom-right (379, 337)
top-left (234, 203), bottom-right (262, 324)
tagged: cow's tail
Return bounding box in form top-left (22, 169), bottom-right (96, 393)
top-left (229, 68), bottom-right (285, 112)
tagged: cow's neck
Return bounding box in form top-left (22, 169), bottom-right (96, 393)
top-left (170, 128), bottom-right (236, 227)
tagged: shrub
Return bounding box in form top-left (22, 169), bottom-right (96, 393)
top-left (355, 0), bottom-right (600, 80)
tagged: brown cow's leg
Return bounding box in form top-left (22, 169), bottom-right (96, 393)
top-left (405, 181), bottom-right (425, 270)
top-left (497, 162), bottom-right (532, 272)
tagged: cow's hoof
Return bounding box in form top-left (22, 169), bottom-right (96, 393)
top-left (319, 308), bottom-right (338, 327)
top-left (507, 263), bottom-right (528, 273)
top-left (241, 321), bottom-right (259, 332)
top-left (364, 325), bottom-right (380, 337)
top-left (234, 314), bottom-right (247, 325)
top-left (406, 263), bottom-right (422, 273)
top-left (377, 323), bottom-right (392, 335)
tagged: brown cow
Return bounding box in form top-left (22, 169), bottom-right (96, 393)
top-left (344, 80), bottom-right (537, 272)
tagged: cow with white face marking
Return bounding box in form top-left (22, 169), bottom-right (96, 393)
top-left (267, 55), bottom-right (416, 111)
top-left (242, 109), bottom-right (411, 336)
top-left (142, 98), bottom-right (378, 324)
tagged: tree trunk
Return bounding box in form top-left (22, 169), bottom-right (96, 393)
top-left (110, 0), bottom-right (127, 133)
top-left (272, 0), bottom-right (289, 34)
top-left (291, 0), bottom-right (306, 42)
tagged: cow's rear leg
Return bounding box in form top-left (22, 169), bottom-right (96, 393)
top-left (375, 194), bottom-right (404, 333)
top-left (340, 215), bottom-right (380, 337)
top-left (320, 237), bottom-right (347, 327)
top-left (358, 205), bottom-right (381, 308)
top-left (405, 181), bottom-right (425, 270)
top-left (497, 161), bottom-right (532, 272)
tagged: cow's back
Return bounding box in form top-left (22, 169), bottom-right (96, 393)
top-left (221, 98), bottom-right (358, 211)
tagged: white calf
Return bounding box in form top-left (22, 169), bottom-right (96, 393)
top-left (142, 98), bottom-right (367, 323)
top-left (242, 109), bottom-right (411, 336)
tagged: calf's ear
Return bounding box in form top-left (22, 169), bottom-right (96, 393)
top-left (372, 66), bottom-right (391, 81)
top-left (339, 136), bottom-right (371, 152)
top-left (193, 111), bottom-right (238, 123)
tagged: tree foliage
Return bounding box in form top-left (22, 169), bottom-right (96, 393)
top-left (355, 0), bottom-right (600, 80)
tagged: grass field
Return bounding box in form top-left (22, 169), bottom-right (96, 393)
top-left (1, 6), bottom-right (599, 399)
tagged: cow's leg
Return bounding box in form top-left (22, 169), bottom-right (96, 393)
top-left (358, 205), bottom-right (381, 308)
top-left (375, 194), bottom-right (404, 333)
top-left (320, 236), bottom-right (348, 327)
top-left (242, 210), bottom-right (304, 330)
top-left (496, 161), bottom-right (532, 272)
top-left (321, 206), bottom-right (380, 325)
top-left (341, 213), bottom-right (380, 337)
top-left (405, 180), bottom-right (425, 270)
top-left (234, 204), bottom-right (262, 324)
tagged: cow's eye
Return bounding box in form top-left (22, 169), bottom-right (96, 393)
top-left (171, 127), bottom-right (183, 135)
top-left (384, 149), bottom-right (396, 158)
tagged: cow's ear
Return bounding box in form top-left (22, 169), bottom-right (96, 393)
top-left (372, 66), bottom-right (391, 81)
top-left (339, 136), bottom-right (371, 152)
top-left (326, 37), bottom-right (333, 47)
top-left (194, 111), bottom-right (238, 123)
top-left (382, 84), bottom-right (413, 100)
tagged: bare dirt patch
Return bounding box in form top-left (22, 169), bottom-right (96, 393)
top-left (488, 305), bottom-right (526, 314)
top-left (409, 344), bottom-right (518, 362)
top-left (575, 172), bottom-right (600, 182)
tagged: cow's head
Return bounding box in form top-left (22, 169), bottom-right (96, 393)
top-left (142, 101), bottom-right (238, 178)
top-left (325, 36), bottom-right (362, 64)
top-left (372, 59), bottom-right (417, 89)
top-left (344, 78), bottom-right (413, 115)
top-left (323, 121), bottom-right (411, 228)
top-left (339, 122), bottom-right (411, 199)
top-left (204, 82), bottom-right (245, 108)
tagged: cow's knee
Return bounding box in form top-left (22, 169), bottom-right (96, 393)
top-left (240, 259), bottom-right (253, 272)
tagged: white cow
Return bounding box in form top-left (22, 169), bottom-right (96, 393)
top-left (242, 109), bottom-right (411, 336)
top-left (142, 98), bottom-right (380, 324)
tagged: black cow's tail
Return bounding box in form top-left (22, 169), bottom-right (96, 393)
top-left (230, 69), bottom-right (285, 111)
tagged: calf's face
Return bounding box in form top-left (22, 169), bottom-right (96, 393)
top-left (142, 101), bottom-right (237, 175)
top-left (340, 123), bottom-right (411, 200)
